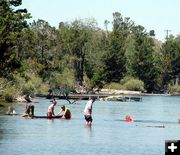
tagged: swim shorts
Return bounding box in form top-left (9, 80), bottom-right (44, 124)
top-left (84, 115), bottom-right (93, 122)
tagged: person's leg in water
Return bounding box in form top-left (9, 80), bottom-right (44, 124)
top-left (85, 115), bottom-right (93, 126)
top-left (30, 105), bottom-right (35, 116)
top-left (25, 104), bottom-right (30, 115)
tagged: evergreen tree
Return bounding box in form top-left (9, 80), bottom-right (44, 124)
top-left (129, 25), bottom-right (157, 92)
top-left (160, 36), bottom-right (180, 89)
top-left (0, 0), bottom-right (31, 76)
top-left (102, 12), bottom-right (133, 83)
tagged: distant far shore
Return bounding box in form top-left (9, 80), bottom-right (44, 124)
top-left (35, 89), bottom-right (176, 99)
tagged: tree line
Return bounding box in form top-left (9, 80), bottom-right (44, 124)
top-left (1, 0), bottom-right (180, 101)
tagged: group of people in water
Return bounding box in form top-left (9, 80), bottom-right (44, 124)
top-left (7, 96), bottom-right (134, 125)
top-left (46, 96), bottom-right (96, 125)
top-left (47, 96), bottom-right (72, 119)
top-left (22, 96), bottom-right (72, 120)
top-left (46, 96), bottom-right (133, 125)
top-left (22, 96), bottom-right (97, 125)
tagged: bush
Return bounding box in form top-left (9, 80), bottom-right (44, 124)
top-left (103, 76), bottom-right (144, 92)
top-left (13, 72), bottom-right (48, 96)
top-left (0, 78), bottom-right (7, 97)
top-left (50, 68), bottom-right (76, 89)
top-left (167, 85), bottom-right (180, 94)
top-left (123, 79), bottom-right (144, 91)
top-left (4, 85), bottom-right (19, 102)
top-left (0, 78), bottom-right (20, 102)
top-left (120, 76), bottom-right (133, 85)
top-left (103, 82), bottom-right (125, 90)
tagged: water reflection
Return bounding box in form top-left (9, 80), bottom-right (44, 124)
top-left (84, 124), bottom-right (93, 139)
top-left (0, 120), bottom-right (5, 141)
top-left (47, 119), bottom-right (54, 125)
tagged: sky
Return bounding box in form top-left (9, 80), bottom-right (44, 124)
top-left (20, 0), bottom-right (180, 41)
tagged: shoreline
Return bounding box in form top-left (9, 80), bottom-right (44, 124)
top-left (35, 92), bottom-right (174, 100)
top-left (0, 91), bottom-right (179, 106)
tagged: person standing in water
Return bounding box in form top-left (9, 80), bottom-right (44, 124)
top-left (23, 96), bottom-right (34, 117)
top-left (24, 102), bottom-right (35, 117)
top-left (84, 97), bottom-right (96, 126)
top-left (47, 97), bottom-right (57, 117)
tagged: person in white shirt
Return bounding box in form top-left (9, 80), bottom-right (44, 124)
top-left (47, 97), bottom-right (57, 117)
top-left (84, 97), bottom-right (96, 125)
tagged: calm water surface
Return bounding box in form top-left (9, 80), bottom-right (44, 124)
top-left (0, 96), bottom-right (180, 155)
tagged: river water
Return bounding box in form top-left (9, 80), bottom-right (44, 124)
top-left (0, 96), bottom-right (180, 155)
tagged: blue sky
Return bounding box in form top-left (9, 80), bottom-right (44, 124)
top-left (21, 0), bottom-right (180, 41)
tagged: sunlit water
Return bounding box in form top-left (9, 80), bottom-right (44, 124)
top-left (0, 96), bottom-right (180, 155)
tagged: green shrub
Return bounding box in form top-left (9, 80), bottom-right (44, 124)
top-left (36, 83), bottom-right (49, 95)
top-left (4, 85), bottom-right (19, 102)
top-left (0, 78), bottom-right (7, 97)
top-left (0, 78), bottom-right (20, 102)
top-left (50, 68), bottom-right (76, 89)
top-left (167, 85), bottom-right (180, 94)
top-left (13, 72), bottom-right (47, 96)
top-left (103, 76), bottom-right (144, 92)
top-left (120, 76), bottom-right (133, 85)
top-left (103, 82), bottom-right (125, 90)
top-left (123, 78), bottom-right (144, 91)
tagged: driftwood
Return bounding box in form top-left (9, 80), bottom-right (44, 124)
top-left (146, 125), bottom-right (165, 128)
top-left (65, 98), bottom-right (79, 104)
